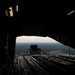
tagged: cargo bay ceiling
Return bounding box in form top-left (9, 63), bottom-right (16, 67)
top-left (0, 0), bottom-right (75, 48)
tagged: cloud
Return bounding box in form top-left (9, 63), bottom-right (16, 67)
top-left (16, 36), bottom-right (58, 43)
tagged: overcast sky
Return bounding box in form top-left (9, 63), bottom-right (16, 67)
top-left (16, 36), bottom-right (58, 43)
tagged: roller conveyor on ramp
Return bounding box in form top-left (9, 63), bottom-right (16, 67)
top-left (13, 55), bottom-right (75, 75)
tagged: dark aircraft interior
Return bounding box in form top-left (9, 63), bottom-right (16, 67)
top-left (0, 0), bottom-right (75, 75)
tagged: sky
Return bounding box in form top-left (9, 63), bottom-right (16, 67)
top-left (16, 36), bottom-right (58, 43)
